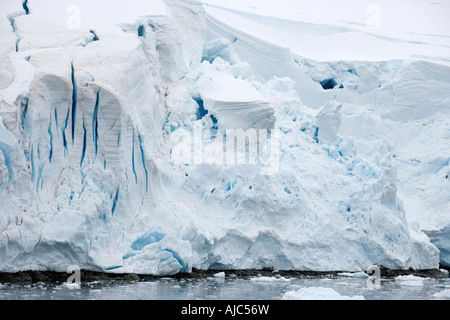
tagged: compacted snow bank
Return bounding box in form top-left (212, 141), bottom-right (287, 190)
top-left (0, 0), bottom-right (448, 275)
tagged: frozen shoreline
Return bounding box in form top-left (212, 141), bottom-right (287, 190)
top-left (0, 266), bottom-right (448, 285)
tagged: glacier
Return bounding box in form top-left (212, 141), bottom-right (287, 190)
top-left (0, 0), bottom-right (449, 276)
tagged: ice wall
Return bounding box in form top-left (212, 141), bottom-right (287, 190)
top-left (0, 0), bottom-right (445, 275)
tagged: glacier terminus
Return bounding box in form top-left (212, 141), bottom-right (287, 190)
top-left (0, 0), bottom-right (449, 277)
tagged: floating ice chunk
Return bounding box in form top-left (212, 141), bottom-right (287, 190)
top-left (64, 282), bottom-right (81, 290)
top-left (395, 275), bottom-right (426, 287)
top-left (432, 289), bottom-right (450, 299)
top-left (250, 276), bottom-right (290, 282)
top-left (337, 272), bottom-right (369, 278)
top-left (282, 287), bottom-right (365, 300)
top-left (213, 271), bottom-right (225, 278)
top-left (440, 269), bottom-right (449, 277)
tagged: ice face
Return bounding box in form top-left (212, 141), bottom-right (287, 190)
top-left (0, 0), bottom-right (448, 275)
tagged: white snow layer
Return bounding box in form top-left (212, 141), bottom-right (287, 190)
top-left (0, 0), bottom-right (448, 275)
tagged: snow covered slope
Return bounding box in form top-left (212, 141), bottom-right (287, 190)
top-left (0, 0), bottom-right (448, 275)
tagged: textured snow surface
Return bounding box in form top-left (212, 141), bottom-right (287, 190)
top-left (0, 0), bottom-right (449, 275)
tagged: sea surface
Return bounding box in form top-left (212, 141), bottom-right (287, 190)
top-left (1, 272), bottom-right (449, 300)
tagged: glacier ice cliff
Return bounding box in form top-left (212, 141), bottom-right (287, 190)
top-left (0, 0), bottom-right (448, 276)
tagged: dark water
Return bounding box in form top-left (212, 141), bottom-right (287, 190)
top-left (1, 272), bottom-right (449, 300)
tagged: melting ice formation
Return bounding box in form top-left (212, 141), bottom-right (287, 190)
top-left (0, 0), bottom-right (449, 275)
